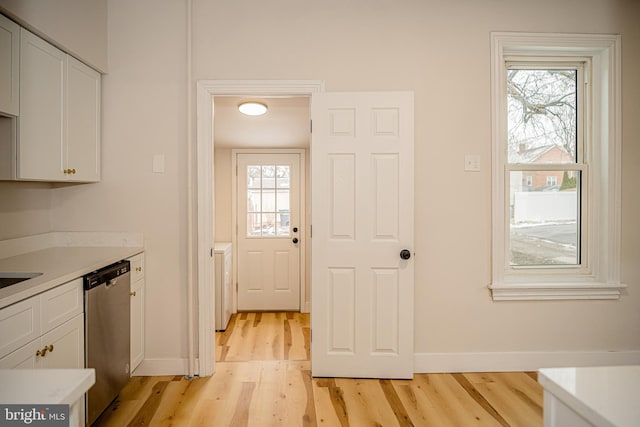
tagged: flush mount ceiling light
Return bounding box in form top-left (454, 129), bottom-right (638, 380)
top-left (238, 101), bottom-right (268, 116)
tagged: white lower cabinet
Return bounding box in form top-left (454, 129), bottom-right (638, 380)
top-left (127, 253), bottom-right (145, 372)
top-left (0, 279), bottom-right (84, 369)
top-left (0, 314), bottom-right (84, 369)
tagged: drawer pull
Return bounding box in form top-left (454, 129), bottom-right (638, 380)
top-left (130, 291), bottom-right (137, 297)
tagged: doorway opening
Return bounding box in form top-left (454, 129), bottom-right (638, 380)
top-left (195, 80), bottom-right (324, 376)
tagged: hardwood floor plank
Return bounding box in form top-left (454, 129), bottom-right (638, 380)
top-left (229, 381), bottom-right (256, 427)
top-left (144, 378), bottom-right (192, 426)
top-left (301, 369), bottom-right (318, 426)
top-left (126, 380), bottom-right (170, 427)
top-left (412, 374), bottom-right (503, 426)
top-left (315, 378), bottom-right (350, 427)
top-left (338, 378), bottom-right (402, 426)
top-left (467, 372), bottom-right (542, 427)
top-left (284, 317), bottom-right (293, 360)
top-left (394, 383), bottom-right (431, 426)
top-left (452, 373), bottom-right (510, 427)
top-left (380, 379), bottom-right (413, 427)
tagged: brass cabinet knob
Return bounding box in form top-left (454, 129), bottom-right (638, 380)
top-left (36, 345), bottom-right (54, 357)
top-left (130, 291), bottom-right (137, 297)
top-left (136, 267), bottom-right (142, 272)
top-left (71, 168), bottom-right (76, 174)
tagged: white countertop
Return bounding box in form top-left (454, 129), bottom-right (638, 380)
top-left (0, 246), bottom-right (143, 309)
top-left (0, 369), bottom-right (95, 404)
top-left (538, 365), bottom-right (640, 427)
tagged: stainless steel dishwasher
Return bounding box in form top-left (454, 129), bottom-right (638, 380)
top-left (84, 260), bottom-right (131, 426)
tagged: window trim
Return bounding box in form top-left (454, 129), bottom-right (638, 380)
top-left (489, 32), bottom-right (625, 301)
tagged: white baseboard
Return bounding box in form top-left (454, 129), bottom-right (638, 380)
top-left (414, 350), bottom-right (640, 373)
top-left (131, 358), bottom-right (189, 376)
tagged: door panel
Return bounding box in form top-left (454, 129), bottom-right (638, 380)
top-left (237, 153), bottom-right (301, 310)
top-left (311, 92), bottom-right (414, 379)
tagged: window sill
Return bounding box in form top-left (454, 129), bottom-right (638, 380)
top-left (488, 282), bottom-right (626, 301)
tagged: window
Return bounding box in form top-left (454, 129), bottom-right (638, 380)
top-left (246, 165), bottom-right (291, 237)
top-left (490, 32), bottom-right (624, 301)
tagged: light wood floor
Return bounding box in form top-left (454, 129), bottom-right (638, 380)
top-left (95, 312), bottom-right (543, 427)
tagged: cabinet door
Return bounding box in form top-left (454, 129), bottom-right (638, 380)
top-left (18, 29), bottom-right (65, 180)
top-left (0, 340), bottom-right (41, 369)
top-left (0, 14), bottom-right (20, 116)
top-left (130, 277), bottom-right (145, 371)
top-left (0, 295), bottom-right (40, 358)
top-left (66, 56), bottom-right (100, 182)
top-left (39, 314), bottom-right (84, 369)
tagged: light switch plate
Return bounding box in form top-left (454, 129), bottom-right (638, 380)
top-left (152, 154), bottom-right (165, 173)
top-left (464, 154), bottom-right (480, 172)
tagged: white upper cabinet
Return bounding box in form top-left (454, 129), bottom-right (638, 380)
top-left (0, 14), bottom-right (20, 116)
top-left (19, 29), bottom-right (66, 180)
top-left (66, 56), bottom-right (101, 182)
top-left (17, 29), bottom-right (100, 182)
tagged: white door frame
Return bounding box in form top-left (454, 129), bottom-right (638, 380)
top-left (195, 80), bottom-right (324, 377)
top-left (232, 149), bottom-right (307, 313)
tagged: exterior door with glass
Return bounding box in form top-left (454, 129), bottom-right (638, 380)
top-left (237, 153), bottom-right (301, 311)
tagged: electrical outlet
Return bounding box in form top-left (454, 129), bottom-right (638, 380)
top-left (464, 154), bottom-right (480, 172)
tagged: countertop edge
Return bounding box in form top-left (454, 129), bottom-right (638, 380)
top-left (538, 368), bottom-right (616, 427)
top-left (0, 369), bottom-right (96, 404)
top-left (0, 246), bottom-right (144, 309)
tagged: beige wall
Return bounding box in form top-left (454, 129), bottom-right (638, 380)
top-left (1, 0), bottom-right (638, 370)
top-left (192, 0), bottom-right (640, 358)
top-left (0, 182), bottom-right (51, 240)
top-left (0, 0), bottom-right (108, 71)
top-left (50, 0), bottom-right (189, 364)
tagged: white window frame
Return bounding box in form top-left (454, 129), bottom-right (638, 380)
top-left (490, 32), bottom-right (625, 301)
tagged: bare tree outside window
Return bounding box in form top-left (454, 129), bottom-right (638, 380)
top-left (507, 69), bottom-right (577, 163)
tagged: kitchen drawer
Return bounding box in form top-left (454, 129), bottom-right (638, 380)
top-left (0, 339), bottom-right (40, 369)
top-left (40, 278), bottom-right (83, 333)
top-left (0, 296), bottom-right (40, 359)
top-left (128, 253), bottom-right (145, 282)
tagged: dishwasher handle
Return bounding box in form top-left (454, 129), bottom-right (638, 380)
top-left (84, 260), bottom-right (130, 291)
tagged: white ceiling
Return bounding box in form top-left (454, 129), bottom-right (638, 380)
top-left (213, 96), bottom-right (310, 148)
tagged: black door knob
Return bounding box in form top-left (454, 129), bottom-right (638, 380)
top-left (292, 227), bottom-right (298, 233)
top-left (400, 249), bottom-right (411, 260)
top-left (293, 238), bottom-right (299, 244)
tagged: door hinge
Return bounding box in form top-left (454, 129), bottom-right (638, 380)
top-left (310, 120), bottom-right (312, 134)
top-left (235, 165), bottom-right (238, 176)
top-left (210, 248), bottom-right (213, 257)
top-left (310, 225), bottom-right (312, 238)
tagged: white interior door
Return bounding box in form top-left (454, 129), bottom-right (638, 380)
top-left (311, 92), bottom-right (414, 379)
top-left (237, 153), bottom-right (301, 311)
